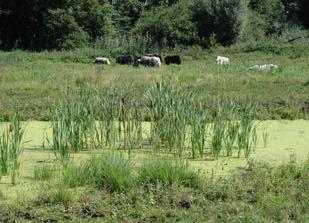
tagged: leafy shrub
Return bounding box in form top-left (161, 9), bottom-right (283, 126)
top-left (191, 0), bottom-right (248, 46)
top-left (34, 164), bottom-right (54, 181)
top-left (0, 112), bottom-right (25, 185)
top-left (248, 0), bottom-right (286, 36)
top-left (85, 154), bottom-right (134, 192)
top-left (62, 153), bottom-right (134, 192)
top-left (45, 9), bottom-right (89, 50)
top-left (36, 181), bottom-right (73, 208)
top-left (135, 0), bottom-right (198, 47)
top-left (62, 163), bottom-right (89, 188)
top-left (138, 158), bottom-right (201, 188)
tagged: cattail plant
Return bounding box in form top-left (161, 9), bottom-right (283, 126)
top-left (189, 101), bottom-right (208, 159)
top-left (0, 123), bottom-right (10, 180)
top-left (236, 106), bottom-right (258, 158)
top-left (262, 126), bottom-right (268, 148)
top-left (50, 114), bottom-right (71, 168)
top-left (211, 117), bottom-right (226, 160)
top-left (9, 112), bottom-right (25, 185)
top-left (0, 112), bottom-right (25, 184)
top-left (145, 80), bottom-right (190, 156)
top-left (53, 87), bottom-right (96, 154)
top-left (223, 101), bottom-right (239, 157)
top-left (210, 100), bottom-right (227, 160)
top-left (94, 89), bottom-right (118, 150)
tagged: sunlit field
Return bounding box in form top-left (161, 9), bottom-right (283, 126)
top-left (1, 48), bottom-right (309, 222)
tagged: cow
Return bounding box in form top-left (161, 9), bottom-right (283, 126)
top-left (216, 56), bottom-right (230, 65)
top-left (250, 64), bottom-right (278, 71)
top-left (138, 56), bottom-right (161, 67)
top-left (145, 53), bottom-right (162, 63)
top-left (94, 57), bottom-right (110, 65)
top-left (116, 55), bottom-right (134, 65)
top-left (164, 55), bottom-right (181, 65)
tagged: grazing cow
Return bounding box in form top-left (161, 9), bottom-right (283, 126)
top-left (94, 57), bottom-right (110, 65)
top-left (116, 55), bottom-right (134, 65)
top-left (138, 56), bottom-right (161, 67)
top-left (164, 55), bottom-right (182, 65)
top-left (145, 53), bottom-right (162, 63)
top-left (216, 56), bottom-right (230, 65)
top-left (250, 64), bottom-right (278, 71)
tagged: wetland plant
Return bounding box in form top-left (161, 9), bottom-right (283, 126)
top-left (34, 164), bottom-right (54, 181)
top-left (9, 112), bottom-right (25, 185)
top-left (237, 107), bottom-right (258, 158)
top-left (138, 158), bottom-right (200, 188)
top-left (0, 112), bottom-right (25, 184)
top-left (189, 102), bottom-right (208, 159)
top-left (51, 115), bottom-right (71, 168)
top-left (262, 126), bottom-right (269, 148)
top-left (95, 89), bottom-right (118, 150)
top-left (0, 123), bottom-right (10, 179)
top-left (84, 153), bottom-right (134, 192)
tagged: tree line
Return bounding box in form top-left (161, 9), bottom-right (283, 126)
top-left (0, 0), bottom-right (308, 50)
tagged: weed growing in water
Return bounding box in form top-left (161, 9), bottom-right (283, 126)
top-left (0, 112), bottom-right (26, 184)
top-left (138, 157), bottom-right (201, 188)
top-left (34, 164), bottom-right (54, 181)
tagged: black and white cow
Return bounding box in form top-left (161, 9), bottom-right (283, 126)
top-left (138, 56), bottom-right (161, 67)
top-left (94, 57), bottom-right (110, 65)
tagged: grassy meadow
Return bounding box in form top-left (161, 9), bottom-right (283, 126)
top-left (1, 47), bottom-right (309, 120)
top-left (1, 46), bottom-right (309, 222)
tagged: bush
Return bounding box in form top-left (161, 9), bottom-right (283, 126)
top-left (85, 154), bottom-right (134, 192)
top-left (73, 0), bottom-right (115, 41)
top-left (62, 164), bottom-right (89, 188)
top-left (43, 183), bottom-right (73, 207)
top-left (62, 153), bottom-right (134, 192)
top-left (248, 0), bottom-right (286, 36)
top-left (45, 9), bottom-right (89, 50)
top-left (138, 158), bottom-right (201, 188)
top-left (191, 0), bottom-right (248, 46)
top-left (34, 164), bottom-right (54, 181)
top-left (134, 0), bottom-right (198, 48)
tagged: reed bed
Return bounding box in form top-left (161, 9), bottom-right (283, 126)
top-left (0, 112), bottom-right (25, 184)
top-left (50, 80), bottom-right (260, 161)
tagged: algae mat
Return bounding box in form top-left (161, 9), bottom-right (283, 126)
top-left (0, 120), bottom-right (308, 201)
top-left (2, 120), bottom-right (309, 179)
top-left (22, 120), bottom-right (309, 164)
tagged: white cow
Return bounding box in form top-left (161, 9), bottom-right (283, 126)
top-left (94, 57), bottom-right (110, 65)
top-left (138, 56), bottom-right (161, 67)
top-left (250, 64), bottom-right (278, 71)
top-left (216, 56), bottom-right (230, 65)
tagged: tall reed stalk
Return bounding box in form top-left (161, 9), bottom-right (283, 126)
top-left (51, 114), bottom-right (71, 168)
top-left (51, 82), bottom-right (259, 161)
top-left (9, 112), bottom-right (25, 185)
top-left (0, 123), bottom-right (10, 180)
top-left (236, 107), bottom-right (258, 158)
top-left (189, 102), bottom-right (208, 159)
top-left (0, 112), bottom-right (25, 184)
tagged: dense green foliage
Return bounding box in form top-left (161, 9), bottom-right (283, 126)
top-left (135, 0), bottom-right (197, 47)
top-left (191, 0), bottom-right (248, 46)
top-left (0, 0), bottom-right (308, 50)
top-left (2, 156), bottom-right (309, 222)
top-left (1, 43), bottom-right (309, 121)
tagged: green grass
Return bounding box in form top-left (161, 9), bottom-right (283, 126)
top-left (0, 46), bottom-right (309, 222)
top-left (0, 112), bottom-right (25, 184)
top-left (62, 153), bottom-right (134, 192)
top-left (33, 164), bottom-right (54, 181)
top-left (0, 49), bottom-right (309, 120)
top-left (138, 158), bottom-right (201, 188)
top-left (0, 120), bottom-right (308, 221)
top-left (2, 156), bottom-right (309, 222)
